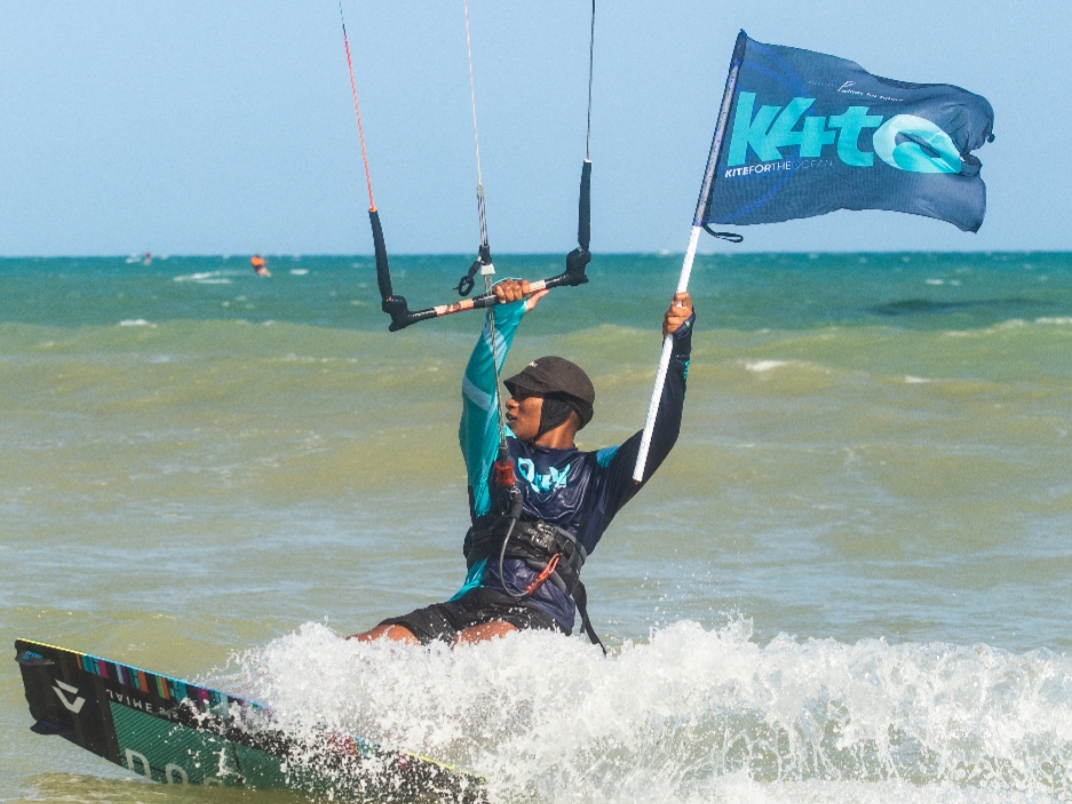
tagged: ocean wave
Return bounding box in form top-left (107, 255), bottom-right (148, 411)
top-left (745, 359), bottom-right (793, 373)
top-left (220, 620), bottom-right (1072, 804)
top-left (172, 270), bottom-right (235, 284)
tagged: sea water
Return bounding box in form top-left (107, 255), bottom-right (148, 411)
top-left (1, 253), bottom-right (1070, 803)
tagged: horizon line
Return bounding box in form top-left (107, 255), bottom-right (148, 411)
top-left (0, 248), bottom-right (1066, 260)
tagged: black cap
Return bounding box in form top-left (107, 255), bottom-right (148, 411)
top-left (504, 356), bottom-right (595, 429)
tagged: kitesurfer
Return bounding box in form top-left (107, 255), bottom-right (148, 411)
top-left (251, 255), bottom-right (270, 277)
top-left (352, 278), bottom-right (693, 648)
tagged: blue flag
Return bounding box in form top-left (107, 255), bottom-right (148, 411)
top-left (703, 32), bottom-right (995, 233)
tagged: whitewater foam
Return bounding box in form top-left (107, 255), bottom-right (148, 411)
top-left (172, 270), bottom-right (235, 284)
top-left (745, 360), bottom-right (792, 373)
top-left (218, 620), bottom-right (1072, 804)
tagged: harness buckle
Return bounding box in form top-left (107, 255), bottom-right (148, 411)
top-left (528, 522), bottom-right (558, 553)
top-left (523, 553), bottom-right (560, 595)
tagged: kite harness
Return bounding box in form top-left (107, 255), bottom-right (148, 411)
top-left (463, 510), bottom-right (605, 653)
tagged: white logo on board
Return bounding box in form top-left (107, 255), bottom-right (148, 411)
top-left (53, 680), bottom-right (86, 714)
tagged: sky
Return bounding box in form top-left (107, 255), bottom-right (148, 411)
top-left (0, 0), bottom-right (1069, 256)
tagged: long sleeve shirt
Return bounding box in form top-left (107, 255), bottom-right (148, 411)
top-left (455, 299), bottom-right (693, 632)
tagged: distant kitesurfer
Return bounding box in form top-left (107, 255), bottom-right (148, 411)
top-left (352, 278), bottom-right (694, 648)
top-left (251, 255), bottom-right (270, 277)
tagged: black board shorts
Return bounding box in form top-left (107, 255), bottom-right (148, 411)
top-left (378, 587), bottom-right (559, 645)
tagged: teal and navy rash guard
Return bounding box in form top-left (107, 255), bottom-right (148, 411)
top-left (455, 299), bottom-right (693, 633)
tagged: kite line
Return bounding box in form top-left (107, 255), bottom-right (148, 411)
top-left (337, 1), bottom-right (596, 332)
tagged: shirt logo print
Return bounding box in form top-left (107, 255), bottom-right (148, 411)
top-left (517, 458), bottom-right (570, 493)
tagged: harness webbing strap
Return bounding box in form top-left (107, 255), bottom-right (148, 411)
top-left (465, 516), bottom-right (606, 653)
top-left (567, 573), bottom-right (604, 651)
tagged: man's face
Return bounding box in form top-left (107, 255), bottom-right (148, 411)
top-left (505, 390), bottom-right (543, 443)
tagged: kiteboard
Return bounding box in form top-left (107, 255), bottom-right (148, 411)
top-left (14, 638), bottom-right (483, 803)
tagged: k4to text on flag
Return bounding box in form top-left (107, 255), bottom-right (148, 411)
top-left (703, 31), bottom-right (995, 233)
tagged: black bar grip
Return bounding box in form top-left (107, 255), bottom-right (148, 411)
top-left (369, 208), bottom-right (393, 302)
top-left (383, 295), bottom-right (414, 331)
top-left (578, 159), bottom-right (592, 251)
top-left (543, 267), bottom-right (587, 291)
top-left (450, 289), bottom-right (497, 310)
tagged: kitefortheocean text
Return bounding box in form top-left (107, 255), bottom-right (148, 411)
top-left (726, 91), bottom-right (965, 175)
top-left (724, 158), bottom-right (835, 177)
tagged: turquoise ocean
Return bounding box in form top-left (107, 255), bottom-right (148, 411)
top-left (2, 252), bottom-right (1071, 804)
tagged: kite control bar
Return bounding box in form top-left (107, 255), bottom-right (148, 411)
top-left (378, 262), bottom-right (589, 332)
top-left (344, 0), bottom-right (597, 332)
top-left (373, 160), bottom-right (592, 332)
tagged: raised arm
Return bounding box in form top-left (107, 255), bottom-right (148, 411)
top-left (459, 280), bottom-right (550, 519)
top-left (635, 291), bottom-right (695, 483)
top-left (588, 293), bottom-right (695, 530)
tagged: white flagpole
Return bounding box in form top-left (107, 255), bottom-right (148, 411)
top-left (632, 31), bottom-right (747, 483)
